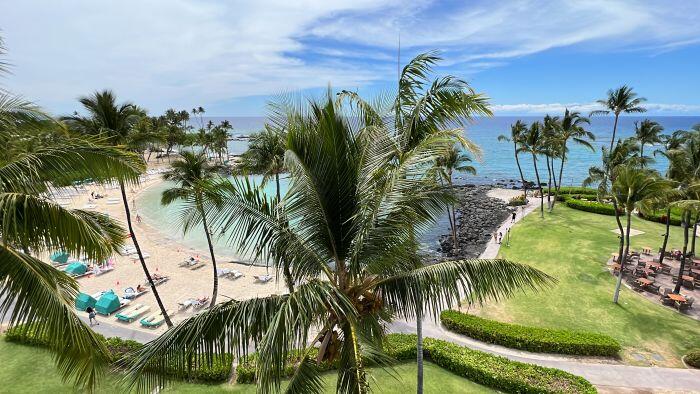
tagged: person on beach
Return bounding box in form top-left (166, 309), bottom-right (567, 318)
top-left (136, 213), bottom-right (142, 223)
top-left (86, 306), bottom-right (98, 326)
top-left (511, 211), bottom-right (516, 223)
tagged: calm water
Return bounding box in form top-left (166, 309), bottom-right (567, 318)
top-left (139, 116), bottom-right (700, 262)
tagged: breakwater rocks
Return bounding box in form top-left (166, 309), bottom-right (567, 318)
top-left (438, 185), bottom-right (513, 259)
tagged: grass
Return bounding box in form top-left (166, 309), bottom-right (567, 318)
top-left (0, 339), bottom-right (495, 393)
top-left (474, 205), bottom-right (700, 367)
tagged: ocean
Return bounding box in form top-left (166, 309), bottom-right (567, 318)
top-left (138, 116), bottom-right (700, 263)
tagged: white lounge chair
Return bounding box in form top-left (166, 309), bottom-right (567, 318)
top-left (140, 310), bottom-right (173, 328)
top-left (106, 198), bottom-right (121, 205)
top-left (123, 287), bottom-right (149, 299)
top-left (254, 274), bottom-right (273, 283)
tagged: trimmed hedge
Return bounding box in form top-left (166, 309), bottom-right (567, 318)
top-left (563, 196), bottom-right (618, 216)
top-left (557, 187), bottom-right (598, 196)
top-left (388, 334), bottom-right (596, 394)
top-left (440, 310), bottom-right (621, 357)
top-left (685, 350), bottom-right (700, 368)
top-left (6, 325), bottom-right (596, 392)
top-left (4, 324), bottom-right (231, 383)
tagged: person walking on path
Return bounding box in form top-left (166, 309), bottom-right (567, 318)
top-left (498, 232), bottom-right (503, 244)
top-left (511, 211), bottom-right (516, 223)
top-left (86, 306), bottom-right (99, 326)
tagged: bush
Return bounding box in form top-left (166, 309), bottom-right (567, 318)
top-left (508, 194), bottom-right (527, 206)
top-left (557, 187), bottom-right (598, 196)
top-left (424, 337), bottom-right (597, 394)
top-left (564, 197), bottom-right (618, 216)
top-left (685, 350), bottom-right (700, 368)
top-left (440, 311), bottom-right (621, 357)
top-left (4, 324), bottom-right (230, 383)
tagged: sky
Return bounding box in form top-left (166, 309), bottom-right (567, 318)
top-left (1, 0), bottom-right (699, 116)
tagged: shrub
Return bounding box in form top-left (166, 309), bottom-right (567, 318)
top-left (562, 196), bottom-right (618, 216)
top-left (557, 187), bottom-right (598, 196)
top-left (685, 350), bottom-right (700, 368)
top-left (508, 194), bottom-right (527, 206)
top-left (440, 310), bottom-right (620, 357)
top-left (424, 337), bottom-right (596, 394)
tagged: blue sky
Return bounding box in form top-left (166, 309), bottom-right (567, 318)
top-left (1, 0), bottom-right (699, 116)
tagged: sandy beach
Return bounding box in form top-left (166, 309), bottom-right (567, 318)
top-left (50, 158), bottom-right (284, 334)
top-left (49, 158), bottom-right (525, 334)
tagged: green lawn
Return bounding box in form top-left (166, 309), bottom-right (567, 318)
top-left (475, 205), bottom-right (700, 366)
top-left (0, 339), bottom-right (495, 393)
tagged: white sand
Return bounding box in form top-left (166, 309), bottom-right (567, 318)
top-left (51, 158), bottom-right (284, 334)
top-left (486, 188), bottom-right (524, 203)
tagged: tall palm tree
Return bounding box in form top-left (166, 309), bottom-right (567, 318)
top-left (436, 146), bottom-right (476, 251)
top-left (161, 151), bottom-right (223, 307)
top-left (634, 119), bottom-right (663, 165)
top-left (239, 124), bottom-right (290, 290)
top-left (551, 109), bottom-right (594, 210)
top-left (609, 165), bottom-right (670, 303)
top-left (0, 50), bottom-right (145, 388)
top-left (520, 121), bottom-right (545, 218)
top-left (123, 91), bottom-right (551, 394)
top-left (498, 120), bottom-right (528, 199)
top-left (670, 191), bottom-right (700, 294)
top-left (583, 138), bottom-right (640, 264)
top-left (591, 85), bottom-right (646, 152)
top-left (61, 90), bottom-right (172, 327)
top-left (542, 115), bottom-right (561, 211)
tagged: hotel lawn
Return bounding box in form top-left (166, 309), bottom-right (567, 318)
top-left (475, 205), bottom-right (700, 367)
top-left (0, 339), bottom-right (494, 393)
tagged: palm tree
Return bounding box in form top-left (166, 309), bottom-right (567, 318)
top-left (0, 47), bottom-right (145, 388)
top-left (609, 165), bottom-right (670, 303)
top-left (551, 109), bottom-right (594, 210)
top-left (583, 138), bottom-right (640, 264)
top-left (520, 121), bottom-right (545, 218)
top-left (239, 124), bottom-right (290, 290)
top-left (161, 151), bottom-right (223, 307)
top-left (123, 91), bottom-right (551, 394)
top-left (670, 191), bottom-right (700, 294)
top-left (591, 85), bottom-right (647, 152)
top-left (498, 120), bottom-right (529, 199)
top-left (436, 146), bottom-right (476, 251)
top-left (542, 115), bottom-right (561, 211)
top-left (61, 90), bottom-right (173, 327)
top-left (634, 119), bottom-right (663, 165)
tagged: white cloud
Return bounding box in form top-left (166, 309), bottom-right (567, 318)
top-left (0, 0), bottom-right (699, 114)
top-left (492, 102), bottom-right (700, 115)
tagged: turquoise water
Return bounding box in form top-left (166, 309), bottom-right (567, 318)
top-left (142, 116), bottom-right (700, 259)
top-left (137, 175), bottom-right (289, 264)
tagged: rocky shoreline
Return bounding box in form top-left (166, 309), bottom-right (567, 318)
top-left (437, 185), bottom-right (514, 259)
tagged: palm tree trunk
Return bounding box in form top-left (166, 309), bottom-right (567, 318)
top-left (659, 207), bottom-right (671, 265)
top-left (277, 173), bottom-right (294, 293)
top-left (674, 212), bottom-right (690, 294)
top-left (691, 214), bottom-right (697, 257)
top-left (546, 155), bottom-right (553, 211)
top-left (531, 153), bottom-right (543, 218)
top-left (448, 176), bottom-right (458, 250)
top-left (119, 182), bottom-right (172, 327)
top-left (552, 149), bottom-right (567, 211)
top-left (612, 199), bottom-right (625, 265)
top-left (640, 144), bottom-right (645, 165)
top-left (416, 304), bottom-right (424, 394)
top-left (513, 143), bottom-right (527, 199)
top-left (609, 114), bottom-right (620, 152)
top-left (613, 209), bottom-right (631, 303)
top-left (198, 197), bottom-right (219, 308)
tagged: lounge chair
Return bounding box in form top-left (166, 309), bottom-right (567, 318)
top-left (179, 257), bottom-right (200, 267)
top-left (188, 261), bottom-right (205, 270)
top-left (116, 304), bottom-right (150, 322)
top-left (140, 310), bottom-right (173, 328)
top-left (192, 297), bottom-right (209, 310)
top-left (117, 245), bottom-right (137, 256)
top-left (217, 268), bottom-right (232, 277)
top-left (146, 275), bottom-right (169, 287)
top-left (106, 198), bottom-right (120, 205)
top-left (225, 270), bottom-right (244, 280)
top-left (130, 252), bottom-right (150, 260)
top-left (91, 265), bottom-right (113, 276)
top-left (254, 274), bottom-right (273, 283)
top-left (123, 287), bottom-right (149, 299)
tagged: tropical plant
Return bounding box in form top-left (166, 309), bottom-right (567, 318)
top-left (551, 109), bottom-right (594, 210)
top-left (122, 90), bottom-right (552, 394)
top-left (520, 121), bottom-right (545, 218)
top-left (61, 90), bottom-right (173, 327)
top-left (161, 151), bottom-right (223, 307)
top-left (498, 120), bottom-right (528, 199)
top-left (583, 138), bottom-right (640, 263)
top-left (591, 85), bottom-right (646, 151)
top-left (436, 146), bottom-right (476, 251)
top-left (542, 114), bottom-right (561, 210)
top-left (634, 119), bottom-right (663, 165)
top-left (1, 38), bottom-right (145, 389)
top-left (609, 165), bottom-right (671, 303)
